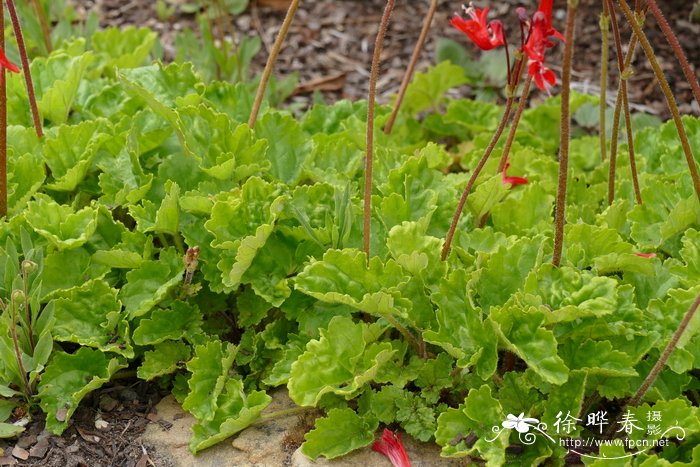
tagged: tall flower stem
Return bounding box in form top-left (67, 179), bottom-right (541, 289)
top-left (497, 74), bottom-right (532, 173)
top-left (618, 0), bottom-right (700, 202)
top-left (599, 2), bottom-right (610, 162)
top-left (383, 0), bottom-right (437, 134)
top-left (551, 0), bottom-right (578, 267)
top-left (0, 4), bottom-right (7, 218)
top-left (363, 0), bottom-right (395, 259)
top-left (29, 0), bottom-right (51, 54)
top-left (605, 0), bottom-right (642, 205)
top-left (646, 0), bottom-right (700, 107)
top-left (247, 0), bottom-right (300, 128)
top-left (5, 0), bottom-right (43, 138)
top-left (441, 97), bottom-right (515, 261)
top-left (628, 292), bottom-right (700, 407)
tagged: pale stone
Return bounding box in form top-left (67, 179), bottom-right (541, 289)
top-left (140, 389), bottom-right (464, 467)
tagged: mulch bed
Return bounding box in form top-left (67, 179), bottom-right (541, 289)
top-left (1, 381), bottom-right (172, 467)
top-left (75, 0), bottom-right (700, 118)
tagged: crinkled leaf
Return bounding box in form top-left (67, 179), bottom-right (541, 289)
top-left (183, 341), bottom-right (237, 422)
top-left (423, 270), bottom-right (498, 378)
top-left (50, 279), bottom-right (132, 357)
top-left (288, 316), bottom-right (392, 406)
top-left (119, 247), bottom-right (184, 318)
top-left (133, 301), bottom-right (203, 346)
top-left (190, 378), bottom-right (272, 453)
top-left (38, 348), bottom-right (126, 434)
top-left (255, 112), bottom-right (310, 185)
top-left (301, 408), bottom-right (378, 460)
top-left (491, 305), bottom-right (569, 384)
top-left (138, 341), bottom-right (192, 381)
top-left (295, 249), bottom-right (410, 318)
top-left (25, 195), bottom-right (98, 250)
top-left (91, 26), bottom-right (157, 72)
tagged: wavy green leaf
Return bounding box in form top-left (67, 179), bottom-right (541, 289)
top-left (133, 301), bottom-right (203, 346)
top-left (183, 341), bottom-right (237, 422)
top-left (301, 408), bottom-right (378, 460)
top-left (138, 341), bottom-right (191, 381)
top-left (25, 195), bottom-right (98, 250)
top-left (38, 348), bottom-right (126, 434)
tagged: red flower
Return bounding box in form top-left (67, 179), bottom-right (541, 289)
top-left (450, 4), bottom-right (505, 51)
top-left (0, 49), bottom-right (19, 74)
top-left (502, 162), bottom-right (528, 187)
top-left (635, 253), bottom-right (657, 258)
top-left (523, 0), bottom-right (564, 92)
top-left (372, 429), bottom-right (412, 467)
top-left (528, 60), bottom-right (557, 93)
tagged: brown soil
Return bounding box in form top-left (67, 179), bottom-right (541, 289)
top-left (76, 0), bottom-right (700, 118)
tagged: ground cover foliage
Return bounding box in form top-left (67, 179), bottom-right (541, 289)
top-left (0, 20), bottom-right (699, 466)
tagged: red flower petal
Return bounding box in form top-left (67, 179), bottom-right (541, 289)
top-left (450, 7), bottom-right (505, 51)
top-left (372, 429), bottom-right (412, 467)
top-left (0, 49), bottom-right (19, 74)
top-left (502, 162), bottom-right (528, 187)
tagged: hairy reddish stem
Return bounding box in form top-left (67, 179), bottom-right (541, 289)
top-left (605, 0), bottom-right (643, 205)
top-left (0, 4), bottom-right (6, 217)
top-left (497, 74), bottom-right (532, 173)
top-left (248, 0), bottom-right (300, 128)
top-left (5, 0), bottom-right (43, 138)
top-left (384, 0), bottom-right (437, 134)
top-left (645, 0), bottom-right (700, 108)
top-left (629, 293), bottom-right (700, 406)
top-left (552, 0), bottom-right (578, 267)
top-left (441, 97), bottom-right (515, 261)
top-left (599, 4), bottom-right (610, 162)
top-left (618, 0), bottom-right (700, 202)
top-left (364, 0), bottom-right (395, 259)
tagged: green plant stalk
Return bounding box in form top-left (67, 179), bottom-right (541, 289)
top-left (599, 5), bottom-right (610, 162)
top-left (247, 0), bottom-right (300, 129)
top-left (364, 0), bottom-right (395, 259)
top-left (21, 264), bottom-right (34, 350)
top-left (0, 3), bottom-right (6, 218)
top-left (646, 0), bottom-right (700, 107)
top-left (29, 0), bottom-right (51, 53)
top-left (383, 0), bottom-right (438, 134)
top-left (5, 0), bottom-right (43, 138)
top-left (383, 312), bottom-right (425, 358)
top-left (441, 97), bottom-right (515, 261)
top-left (496, 74), bottom-right (532, 173)
top-left (10, 300), bottom-right (31, 397)
top-left (628, 292), bottom-right (700, 406)
top-left (605, 0), bottom-right (642, 205)
top-left (552, 0), bottom-right (578, 267)
top-left (621, 84), bottom-right (642, 204)
top-left (618, 0), bottom-right (700, 202)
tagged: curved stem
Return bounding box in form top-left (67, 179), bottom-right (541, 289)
top-left (441, 97), bottom-right (516, 261)
top-left (383, 0), bottom-right (437, 134)
top-left (629, 293), bottom-right (700, 406)
top-left (621, 83), bottom-right (642, 204)
top-left (552, 0), bottom-right (578, 266)
top-left (247, 0), bottom-right (300, 128)
top-left (364, 0), bottom-right (395, 259)
top-left (645, 0), bottom-right (700, 108)
top-left (30, 0), bottom-right (52, 54)
top-left (599, 3), bottom-right (610, 162)
top-left (5, 0), bottom-right (43, 138)
top-left (0, 4), bottom-right (6, 218)
top-left (618, 0), bottom-right (700, 202)
top-left (497, 74), bottom-right (532, 172)
top-left (605, 0), bottom-right (643, 205)
top-left (552, 0), bottom-right (578, 267)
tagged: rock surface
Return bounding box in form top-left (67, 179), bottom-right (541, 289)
top-left (140, 389), bottom-right (464, 466)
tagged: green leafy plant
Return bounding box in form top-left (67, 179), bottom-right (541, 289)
top-left (0, 1), bottom-right (697, 465)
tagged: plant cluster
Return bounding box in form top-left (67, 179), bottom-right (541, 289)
top-left (0, 0), bottom-right (697, 465)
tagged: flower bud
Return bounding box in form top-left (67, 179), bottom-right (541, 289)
top-left (11, 289), bottom-right (25, 303)
top-left (21, 260), bottom-right (37, 275)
